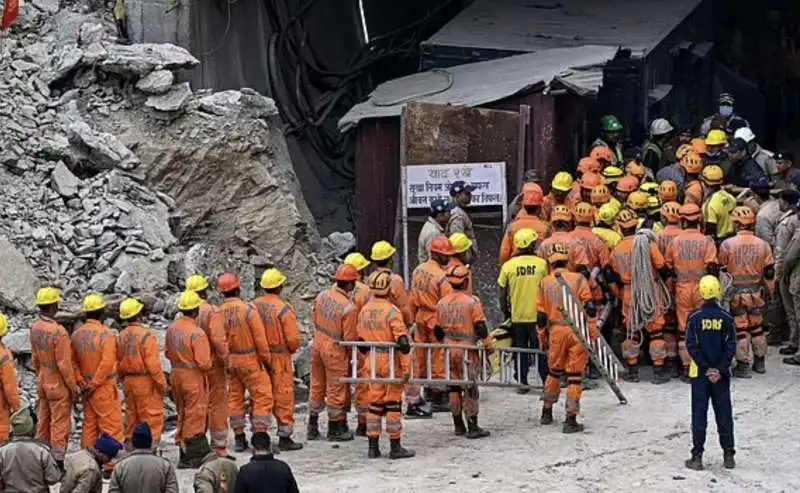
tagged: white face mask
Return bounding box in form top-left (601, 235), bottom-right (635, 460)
top-left (719, 105), bottom-right (734, 117)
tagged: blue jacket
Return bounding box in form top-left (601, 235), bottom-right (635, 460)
top-left (685, 302), bottom-right (736, 378)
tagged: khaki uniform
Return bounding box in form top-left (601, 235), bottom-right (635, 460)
top-left (776, 213), bottom-right (800, 339)
top-left (755, 199), bottom-right (784, 336)
top-left (108, 449), bottom-right (178, 493)
top-left (417, 217), bottom-right (445, 265)
top-left (61, 449), bottom-right (102, 493)
top-left (782, 228), bottom-right (800, 349)
top-left (0, 438), bottom-right (61, 493)
top-left (447, 206), bottom-right (478, 255)
top-left (193, 452), bottom-right (239, 493)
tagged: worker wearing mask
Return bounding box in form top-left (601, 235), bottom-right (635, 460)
top-left (308, 265), bottom-right (359, 441)
top-left (30, 287), bottom-right (79, 468)
top-left (0, 406), bottom-right (62, 492)
top-left (702, 165), bottom-right (737, 243)
top-left (186, 274), bottom-right (229, 458)
top-left (499, 184), bottom-right (551, 265)
top-left (542, 172), bottom-right (574, 222)
top-left (107, 423), bottom-right (178, 493)
top-left (61, 434), bottom-right (123, 493)
top-left (418, 199), bottom-right (453, 265)
top-left (684, 276), bottom-right (737, 471)
top-left (591, 115), bottom-right (625, 165)
top-left (447, 181), bottom-right (478, 258)
top-left (166, 291), bottom-right (213, 469)
top-left (251, 268), bottom-right (304, 451)
top-left (117, 299), bottom-right (167, 450)
top-left (71, 294), bottom-right (124, 450)
top-left (357, 270), bottom-right (415, 459)
top-left (700, 93), bottom-right (749, 136)
top-left (642, 118), bottom-right (675, 172)
top-left (664, 204), bottom-right (718, 381)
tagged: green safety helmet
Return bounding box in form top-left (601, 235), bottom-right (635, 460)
top-left (601, 115), bottom-right (624, 132)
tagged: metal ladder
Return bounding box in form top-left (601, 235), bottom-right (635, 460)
top-left (555, 274), bottom-right (628, 404)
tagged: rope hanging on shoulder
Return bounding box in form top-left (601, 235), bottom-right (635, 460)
top-left (629, 229), bottom-right (671, 346)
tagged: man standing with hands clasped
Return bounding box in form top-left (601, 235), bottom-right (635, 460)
top-left (684, 276), bottom-right (737, 471)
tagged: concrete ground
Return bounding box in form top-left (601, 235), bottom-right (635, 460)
top-left (56, 352), bottom-right (800, 492)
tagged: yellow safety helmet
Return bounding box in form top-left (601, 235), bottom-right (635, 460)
top-left (513, 228), bottom-right (539, 250)
top-left (647, 196), bottom-right (661, 212)
top-left (260, 268), bottom-right (287, 289)
top-left (626, 191), bottom-right (650, 211)
top-left (702, 165), bottom-right (724, 185)
top-left (185, 274), bottom-right (209, 293)
top-left (639, 182), bottom-right (659, 196)
top-left (551, 171), bottom-right (574, 193)
top-left (36, 287), bottom-right (62, 306)
top-left (370, 240), bottom-right (397, 262)
top-left (344, 252), bottom-right (371, 272)
top-left (119, 298), bottom-right (144, 320)
top-left (602, 166), bottom-right (624, 183)
top-left (178, 291), bottom-right (202, 312)
top-left (83, 293), bottom-right (107, 313)
top-left (0, 314), bottom-right (7, 338)
top-left (699, 275), bottom-right (721, 300)
top-left (449, 233), bottom-right (473, 254)
top-left (705, 129), bottom-right (728, 146)
top-left (597, 203), bottom-right (619, 225)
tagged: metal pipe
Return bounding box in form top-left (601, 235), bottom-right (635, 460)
top-left (389, 346), bottom-right (395, 379)
top-left (351, 346), bottom-right (358, 379)
top-left (426, 347), bottom-right (432, 380)
top-left (370, 347), bottom-right (376, 380)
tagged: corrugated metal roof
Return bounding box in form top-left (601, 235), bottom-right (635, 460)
top-left (338, 45), bottom-right (617, 131)
top-left (423, 0), bottom-right (704, 53)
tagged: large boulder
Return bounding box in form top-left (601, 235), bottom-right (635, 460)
top-left (81, 42), bottom-right (199, 77)
top-left (0, 237), bottom-right (39, 313)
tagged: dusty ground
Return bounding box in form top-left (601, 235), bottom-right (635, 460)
top-left (55, 351), bottom-right (799, 492)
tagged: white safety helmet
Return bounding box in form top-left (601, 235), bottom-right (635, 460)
top-left (649, 118), bottom-right (674, 137)
top-left (734, 127), bottom-right (756, 143)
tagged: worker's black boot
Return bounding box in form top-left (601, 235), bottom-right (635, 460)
top-left (327, 421), bottom-right (354, 442)
top-left (278, 436), bottom-right (304, 451)
top-left (752, 356), bottom-right (766, 374)
top-left (183, 434), bottom-right (212, 468)
top-left (453, 415), bottom-right (467, 436)
top-left (540, 407), bottom-right (553, 425)
top-left (622, 365), bottom-right (640, 382)
top-left (233, 433), bottom-right (248, 453)
top-left (652, 365), bottom-right (670, 385)
top-left (405, 402), bottom-right (433, 419)
top-left (779, 344), bottom-right (798, 355)
top-left (768, 330), bottom-right (785, 347)
top-left (389, 438), bottom-right (415, 459)
top-left (723, 450), bottom-right (736, 469)
top-left (669, 358), bottom-right (682, 378)
top-left (430, 392), bottom-right (450, 413)
top-left (177, 448), bottom-right (191, 469)
top-left (732, 361), bottom-right (752, 379)
top-left (466, 417), bottom-right (490, 439)
top-left (684, 452), bottom-right (704, 471)
top-left (562, 415), bottom-right (585, 434)
top-left (355, 418), bottom-right (367, 437)
top-left (367, 437), bottom-right (381, 459)
top-left (307, 415), bottom-right (321, 441)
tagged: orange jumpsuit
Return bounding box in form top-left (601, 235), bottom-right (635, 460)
top-left (664, 228), bottom-right (717, 368)
top-left (609, 236), bottom-right (667, 366)
top-left (718, 231), bottom-right (775, 364)
top-left (71, 319), bottom-right (124, 448)
top-left (310, 287), bottom-right (358, 422)
top-left (30, 316), bottom-right (79, 460)
top-left (165, 316), bottom-right (212, 445)
top-left (200, 301), bottom-right (230, 452)
top-left (217, 298), bottom-right (273, 435)
top-left (372, 267), bottom-right (413, 325)
top-left (349, 280), bottom-right (372, 423)
top-left (655, 224), bottom-right (683, 360)
top-left (434, 292), bottom-right (486, 419)
top-left (499, 216), bottom-right (552, 265)
top-left (572, 225), bottom-right (612, 301)
top-left (408, 260), bottom-right (454, 403)
top-left (447, 257), bottom-right (474, 295)
top-left (252, 294), bottom-right (301, 438)
top-left (357, 297), bottom-right (410, 440)
top-left (541, 194), bottom-right (569, 222)
top-left (538, 270), bottom-right (592, 416)
top-left (117, 322), bottom-right (167, 444)
top-left (684, 180), bottom-right (703, 206)
top-left (537, 231), bottom-right (590, 273)
top-left (0, 343), bottom-right (20, 443)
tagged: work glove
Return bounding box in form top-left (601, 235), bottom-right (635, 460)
top-left (396, 335), bottom-right (411, 355)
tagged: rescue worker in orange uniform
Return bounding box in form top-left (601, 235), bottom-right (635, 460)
top-left (658, 180), bottom-right (679, 204)
top-left (576, 156), bottom-right (601, 178)
top-left (308, 264), bottom-right (360, 441)
top-left (448, 233), bottom-right (475, 295)
top-left (434, 264), bottom-right (491, 439)
top-left (71, 294), bottom-right (124, 449)
top-left (576, 172), bottom-right (603, 204)
top-left (251, 268), bottom-right (304, 451)
top-left (614, 176), bottom-right (639, 209)
top-left (186, 274), bottom-right (229, 457)
top-left (0, 314), bottom-right (19, 445)
top-left (212, 272), bottom-right (273, 452)
top-left (369, 241), bottom-right (413, 326)
top-left (608, 210), bottom-right (670, 382)
top-left (591, 184), bottom-right (612, 209)
top-left (343, 252), bottom-right (372, 437)
top-left (166, 290), bottom-right (213, 469)
top-left (117, 298), bottom-right (167, 449)
top-left (656, 202), bottom-right (684, 374)
top-left (30, 287), bottom-right (80, 468)
top-left (537, 205), bottom-right (591, 276)
top-left (408, 236), bottom-right (455, 416)
top-left (542, 172), bottom-right (574, 222)
top-left (682, 152), bottom-right (705, 206)
top-left (719, 206), bottom-right (775, 378)
top-left (500, 185), bottom-right (552, 264)
top-left (537, 244), bottom-right (595, 433)
top-left (357, 270), bottom-right (415, 460)
top-left (664, 203), bottom-right (718, 381)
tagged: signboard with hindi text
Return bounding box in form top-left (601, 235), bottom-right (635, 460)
top-left (404, 162), bottom-right (506, 209)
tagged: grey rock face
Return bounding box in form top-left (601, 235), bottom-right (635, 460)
top-left (51, 161), bottom-right (82, 197)
top-left (145, 82), bottom-right (192, 112)
top-left (136, 70), bottom-right (174, 94)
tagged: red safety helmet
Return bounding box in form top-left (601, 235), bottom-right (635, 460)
top-left (577, 157), bottom-right (601, 175)
top-left (590, 146), bottom-right (615, 165)
top-left (430, 235), bottom-right (456, 256)
top-left (217, 272), bottom-right (241, 294)
top-left (334, 264), bottom-right (359, 282)
top-left (580, 172), bottom-right (603, 189)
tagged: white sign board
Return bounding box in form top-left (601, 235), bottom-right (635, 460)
top-left (404, 162), bottom-right (506, 208)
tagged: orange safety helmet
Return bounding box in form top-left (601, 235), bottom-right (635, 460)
top-left (546, 243), bottom-right (570, 265)
top-left (580, 172), bottom-right (603, 189)
top-left (430, 235), bottom-right (456, 256)
top-left (658, 180), bottom-right (678, 202)
top-left (577, 157), bottom-right (601, 175)
top-left (551, 204), bottom-right (573, 223)
top-left (574, 202), bottom-right (595, 224)
top-left (368, 270), bottom-right (393, 296)
top-left (661, 201), bottom-right (681, 224)
top-left (616, 175), bottom-right (640, 193)
top-left (521, 182), bottom-right (542, 195)
top-left (680, 152), bottom-right (704, 174)
top-left (445, 264), bottom-right (471, 286)
top-left (615, 209), bottom-right (639, 229)
top-left (590, 146), bottom-right (615, 165)
top-left (691, 138), bottom-right (708, 156)
top-left (679, 203), bottom-right (703, 222)
top-left (626, 160), bottom-right (645, 178)
top-left (730, 206), bottom-right (756, 226)
top-left (335, 264), bottom-right (359, 282)
top-left (217, 272), bottom-right (241, 293)
top-left (522, 185), bottom-right (544, 206)
top-left (590, 184), bottom-right (611, 205)
top-left (675, 144), bottom-right (694, 161)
